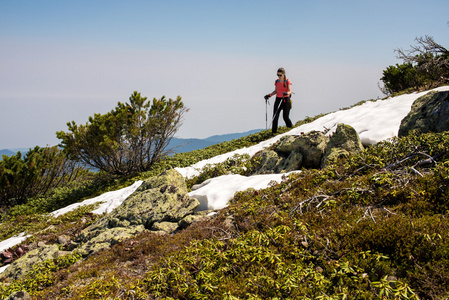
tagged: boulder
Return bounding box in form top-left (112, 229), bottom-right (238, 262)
top-left (152, 221), bottom-right (179, 234)
top-left (281, 150), bottom-right (303, 172)
top-left (76, 169), bottom-right (200, 256)
top-left (399, 90), bottom-right (449, 137)
top-left (322, 123), bottom-right (364, 167)
top-left (77, 226), bottom-right (147, 257)
top-left (275, 135), bottom-right (302, 154)
top-left (0, 244), bottom-right (59, 281)
top-left (273, 136), bottom-right (304, 172)
top-left (253, 126), bottom-right (364, 173)
top-left (253, 150), bottom-right (284, 174)
top-left (293, 131), bottom-right (329, 168)
top-left (178, 214), bottom-right (211, 229)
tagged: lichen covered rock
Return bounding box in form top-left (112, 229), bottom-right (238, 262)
top-left (76, 169), bottom-right (200, 256)
top-left (295, 131), bottom-right (329, 168)
top-left (399, 90), bottom-right (449, 137)
top-left (322, 123), bottom-right (364, 167)
top-left (152, 221), bottom-right (179, 234)
top-left (77, 226), bottom-right (147, 257)
top-left (0, 245), bottom-right (59, 281)
top-left (254, 150), bottom-right (284, 174)
top-left (253, 126), bottom-right (363, 173)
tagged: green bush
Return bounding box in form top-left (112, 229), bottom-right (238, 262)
top-left (380, 36), bottom-right (449, 95)
top-left (57, 92), bottom-right (188, 176)
top-left (380, 63), bottom-right (426, 95)
top-left (0, 146), bottom-right (87, 208)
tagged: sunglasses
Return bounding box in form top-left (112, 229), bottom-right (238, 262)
top-left (277, 74), bottom-right (283, 77)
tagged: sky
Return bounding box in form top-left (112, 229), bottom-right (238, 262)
top-left (1, 0), bottom-right (448, 149)
top-left (2, 86), bottom-right (448, 266)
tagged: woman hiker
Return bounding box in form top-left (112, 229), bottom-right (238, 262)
top-left (264, 67), bottom-right (293, 134)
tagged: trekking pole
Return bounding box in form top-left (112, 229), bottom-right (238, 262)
top-left (270, 93), bottom-right (289, 126)
top-left (265, 98), bottom-right (268, 130)
top-left (271, 99), bottom-right (283, 124)
top-left (264, 95), bottom-right (270, 130)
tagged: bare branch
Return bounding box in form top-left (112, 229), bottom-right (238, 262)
top-left (290, 194), bottom-right (331, 216)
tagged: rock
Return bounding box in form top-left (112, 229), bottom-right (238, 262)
top-left (75, 169), bottom-right (199, 256)
top-left (253, 131), bottom-right (330, 173)
top-left (399, 90), bottom-right (449, 137)
top-left (280, 150), bottom-right (303, 173)
top-left (253, 147), bottom-right (303, 174)
top-left (275, 135), bottom-right (302, 154)
top-left (5, 291), bottom-right (31, 300)
top-left (322, 148), bottom-right (351, 167)
top-left (178, 214), bottom-right (210, 229)
top-left (152, 221), bottom-right (179, 233)
top-left (103, 169), bottom-right (199, 228)
top-left (254, 150), bottom-right (284, 174)
top-left (67, 241), bottom-right (80, 251)
top-left (271, 132), bottom-right (328, 169)
top-left (254, 127), bottom-right (364, 173)
top-left (77, 226), bottom-right (146, 256)
top-left (222, 215), bottom-right (235, 231)
top-left (322, 123), bottom-right (364, 167)
top-left (0, 244), bottom-right (59, 281)
top-left (57, 235), bottom-right (71, 245)
top-left (295, 131), bottom-right (329, 168)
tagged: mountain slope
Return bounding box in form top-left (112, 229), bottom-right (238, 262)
top-left (203, 129), bottom-right (263, 143)
top-left (1, 87), bottom-right (449, 299)
top-left (169, 129), bottom-right (263, 153)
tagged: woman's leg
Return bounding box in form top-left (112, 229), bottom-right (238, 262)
top-left (282, 98), bottom-right (293, 128)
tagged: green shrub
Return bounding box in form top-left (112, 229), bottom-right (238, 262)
top-left (57, 92), bottom-right (188, 176)
top-left (0, 252), bottom-right (82, 298)
top-left (0, 146), bottom-right (87, 208)
top-left (380, 63), bottom-right (426, 95)
top-left (381, 36), bottom-right (449, 95)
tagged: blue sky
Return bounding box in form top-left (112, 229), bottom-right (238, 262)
top-left (1, 0), bottom-right (448, 148)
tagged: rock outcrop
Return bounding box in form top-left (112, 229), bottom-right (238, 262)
top-left (322, 123), bottom-right (365, 168)
top-left (276, 130), bottom-right (328, 168)
top-left (75, 169), bottom-right (200, 256)
top-left (1, 169), bottom-right (207, 284)
top-left (0, 244), bottom-right (60, 282)
top-left (253, 123), bottom-right (364, 173)
top-left (399, 90), bottom-right (449, 137)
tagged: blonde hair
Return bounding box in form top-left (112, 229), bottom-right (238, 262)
top-left (277, 67), bottom-right (287, 87)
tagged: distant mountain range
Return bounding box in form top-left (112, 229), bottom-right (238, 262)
top-left (169, 129), bottom-right (262, 154)
top-left (0, 148), bottom-right (28, 158)
top-left (0, 129), bottom-right (263, 160)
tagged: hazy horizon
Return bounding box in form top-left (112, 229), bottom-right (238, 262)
top-left (1, 0), bottom-right (448, 148)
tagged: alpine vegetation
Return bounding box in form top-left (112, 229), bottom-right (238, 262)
top-left (57, 92), bottom-right (188, 176)
top-left (1, 36), bottom-right (449, 298)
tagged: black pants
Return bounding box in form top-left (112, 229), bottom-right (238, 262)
top-left (272, 97), bottom-right (292, 134)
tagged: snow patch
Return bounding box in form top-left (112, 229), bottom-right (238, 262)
top-left (189, 172), bottom-right (300, 211)
top-left (50, 180), bottom-right (143, 218)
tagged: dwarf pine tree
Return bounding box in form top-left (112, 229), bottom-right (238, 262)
top-left (380, 35), bottom-right (449, 95)
top-left (0, 146), bottom-right (83, 207)
top-left (57, 92), bottom-right (188, 175)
